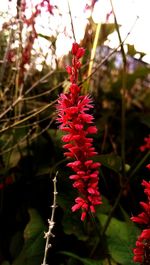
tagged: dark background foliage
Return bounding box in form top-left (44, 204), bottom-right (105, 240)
top-left (0, 1), bottom-right (150, 265)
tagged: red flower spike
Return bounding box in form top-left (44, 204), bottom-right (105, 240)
top-left (131, 178), bottom-right (150, 264)
top-left (56, 43), bottom-right (102, 221)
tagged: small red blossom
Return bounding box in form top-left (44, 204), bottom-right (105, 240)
top-left (84, 0), bottom-right (97, 12)
top-left (131, 178), bottom-right (150, 264)
top-left (72, 43), bottom-right (79, 55)
top-left (139, 135), bottom-right (150, 152)
top-left (146, 164), bottom-right (150, 170)
top-left (0, 183), bottom-right (4, 190)
top-left (56, 43), bottom-right (102, 220)
top-left (76, 47), bottom-right (85, 59)
top-left (0, 175), bottom-right (14, 190)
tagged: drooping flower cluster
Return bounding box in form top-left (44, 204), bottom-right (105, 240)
top-left (19, 0), bottom-right (54, 85)
top-left (131, 169), bottom-right (150, 264)
top-left (6, 0), bottom-right (54, 85)
top-left (57, 43), bottom-right (102, 221)
top-left (139, 135), bottom-right (150, 152)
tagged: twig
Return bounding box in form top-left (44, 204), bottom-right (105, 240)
top-left (0, 28), bottom-right (13, 88)
top-left (41, 172), bottom-right (58, 265)
top-left (0, 70), bottom-right (55, 120)
top-left (109, 0), bottom-right (127, 179)
top-left (24, 70), bottom-right (55, 96)
top-left (67, 0), bottom-right (76, 42)
top-left (0, 96), bottom-right (22, 120)
top-left (81, 15), bottom-right (139, 86)
top-left (100, 1), bottom-right (139, 237)
top-left (0, 100), bottom-right (56, 134)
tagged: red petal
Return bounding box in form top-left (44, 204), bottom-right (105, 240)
top-left (81, 211), bottom-right (86, 221)
top-left (66, 65), bottom-right (72, 74)
top-left (87, 126), bottom-right (97, 134)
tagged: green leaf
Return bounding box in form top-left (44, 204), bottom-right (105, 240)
top-left (1, 262), bottom-right (10, 265)
top-left (12, 236), bottom-right (45, 265)
top-left (127, 44), bottom-right (137, 56)
top-left (96, 196), bottom-right (112, 215)
top-left (97, 214), bottom-right (140, 265)
top-left (57, 193), bottom-right (88, 241)
top-left (60, 251), bottom-right (103, 265)
top-left (140, 113), bottom-right (150, 128)
top-left (107, 236), bottom-right (134, 265)
top-left (0, 127), bottom-right (29, 168)
top-left (12, 208), bottom-right (46, 265)
top-left (9, 231), bottom-right (24, 259)
top-left (102, 260), bottom-right (117, 265)
top-left (24, 208), bottom-right (45, 241)
top-left (95, 154), bottom-right (122, 172)
top-left (143, 92), bottom-right (150, 108)
top-left (99, 23), bottom-right (117, 45)
top-left (48, 128), bottom-right (64, 144)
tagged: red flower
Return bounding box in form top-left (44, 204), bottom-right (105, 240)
top-left (139, 135), bottom-right (150, 152)
top-left (57, 43), bottom-right (102, 220)
top-left (131, 179), bottom-right (150, 263)
top-left (72, 43), bottom-right (79, 55)
top-left (146, 164), bottom-right (150, 170)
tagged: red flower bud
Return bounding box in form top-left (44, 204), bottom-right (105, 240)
top-left (66, 65), bottom-right (72, 75)
top-left (72, 43), bottom-right (79, 55)
top-left (76, 61), bottom-right (81, 69)
top-left (146, 164), bottom-right (150, 170)
top-left (69, 84), bottom-right (80, 94)
top-left (76, 47), bottom-right (85, 59)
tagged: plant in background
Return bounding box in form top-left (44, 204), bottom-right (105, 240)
top-left (57, 43), bottom-right (102, 221)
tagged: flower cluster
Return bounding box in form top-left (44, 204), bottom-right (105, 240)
top-left (0, 176), bottom-right (14, 190)
top-left (57, 43), bottom-right (102, 221)
top-left (131, 175), bottom-right (150, 264)
top-left (139, 135), bottom-right (150, 152)
top-left (19, 0), bottom-right (54, 85)
top-left (6, 0), bottom-right (54, 85)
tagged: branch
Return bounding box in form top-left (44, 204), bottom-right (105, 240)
top-left (41, 172), bottom-right (58, 265)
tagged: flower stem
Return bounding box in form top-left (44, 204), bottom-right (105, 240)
top-left (129, 151), bottom-right (150, 180)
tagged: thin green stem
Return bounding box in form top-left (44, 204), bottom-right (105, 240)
top-left (0, 100), bottom-right (56, 134)
top-left (101, 188), bottom-right (123, 237)
top-left (100, 0), bottom-right (127, 238)
top-left (121, 66), bottom-right (127, 179)
top-left (100, 151), bottom-right (150, 236)
top-left (129, 151), bottom-right (150, 180)
top-left (86, 21), bottom-right (101, 92)
top-left (109, 0), bottom-right (127, 178)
